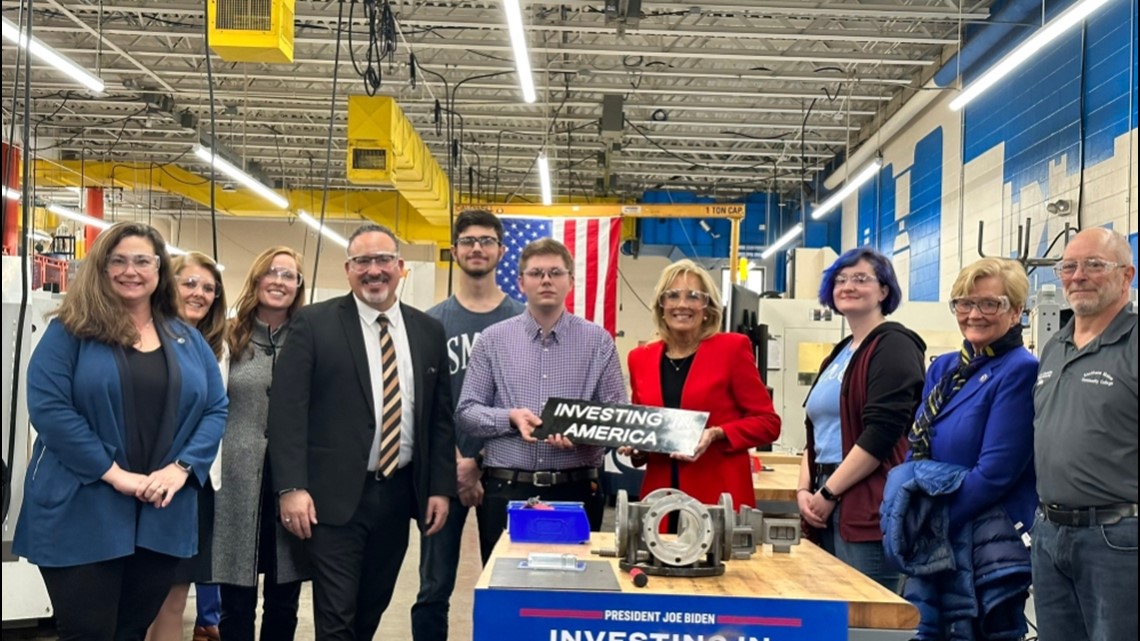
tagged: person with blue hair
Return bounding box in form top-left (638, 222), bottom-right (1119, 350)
top-left (796, 246), bottom-right (926, 589)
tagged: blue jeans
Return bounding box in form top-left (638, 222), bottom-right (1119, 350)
top-left (412, 496), bottom-right (469, 641)
top-left (1031, 511), bottom-right (1137, 641)
top-left (195, 583), bottom-right (221, 627)
top-left (815, 475), bottom-right (899, 592)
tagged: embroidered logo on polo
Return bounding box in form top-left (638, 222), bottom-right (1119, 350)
top-left (1079, 370), bottom-right (1115, 387)
top-left (1035, 370), bottom-right (1053, 387)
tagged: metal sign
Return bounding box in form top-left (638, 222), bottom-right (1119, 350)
top-left (534, 398), bottom-right (708, 455)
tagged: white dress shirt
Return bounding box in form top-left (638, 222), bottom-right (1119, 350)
top-left (355, 296), bottom-right (416, 470)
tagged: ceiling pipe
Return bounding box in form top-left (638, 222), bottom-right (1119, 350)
top-left (823, 0), bottom-right (1044, 190)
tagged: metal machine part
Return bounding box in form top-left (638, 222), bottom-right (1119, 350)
top-left (596, 489), bottom-right (800, 578)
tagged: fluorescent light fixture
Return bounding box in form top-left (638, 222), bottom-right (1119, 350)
top-left (2, 16), bottom-right (105, 93)
top-left (811, 159), bottom-right (882, 220)
top-left (297, 210), bottom-right (349, 248)
top-left (193, 145), bottom-right (289, 209)
top-left (502, 0), bottom-right (537, 103)
top-left (2, 185), bottom-right (20, 201)
top-left (29, 230), bottom-right (52, 243)
top-left (48, 204), bottom-right (110, 230)
top-left (537, 154), bottom-right (552, 205)
top-left (761, 223), bottom-right (804, 260)
top-left (950, 0), bottom-right (1114, 111)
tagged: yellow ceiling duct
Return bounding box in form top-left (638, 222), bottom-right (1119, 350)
top-left (346, 95), bottom-right (449, 224)
top-left (207, 0), bottom-right (295, 64)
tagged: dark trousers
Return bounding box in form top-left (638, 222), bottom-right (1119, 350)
top-left (219, 580), bottom-right (302, 641)
top-left (412, 496), bottom-right (466, 641)
top-left (308, 466), bottom-right (416, 641)
top-left (478, 473), bottom-right (604, 565)
top-left (39, 548), bottom-right (179, 641)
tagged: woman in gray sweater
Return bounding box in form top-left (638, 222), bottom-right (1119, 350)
top-left (212, 246), bottom-right (310, 641)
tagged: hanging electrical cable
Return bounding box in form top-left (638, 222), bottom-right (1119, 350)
top-left (203, 0), bottom-right (218, 259)
top-left (309, 0), bottom-right (347, 304)
top-left (348, 0), bottom-right (396, 96)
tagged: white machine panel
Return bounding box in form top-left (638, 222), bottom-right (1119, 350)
top-left (3, 256), bottom-right (61, 625)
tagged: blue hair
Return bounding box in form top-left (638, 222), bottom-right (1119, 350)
top-left (818, 246), bottom-right (903, 315)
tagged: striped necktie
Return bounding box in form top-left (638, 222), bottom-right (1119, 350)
top-left (375, 313), bottom-right (401, 478)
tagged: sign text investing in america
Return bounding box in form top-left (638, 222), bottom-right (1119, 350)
top-left (535, 398), bottom-right (709, 456)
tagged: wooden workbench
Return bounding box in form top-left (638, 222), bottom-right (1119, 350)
top-left (475, 532), bottom-right (918, 636)
top-left (753, 462), bottom-right (802, 516)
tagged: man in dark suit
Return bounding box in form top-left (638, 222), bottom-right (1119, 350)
top-left (268, 223), bottom-right (456, 640)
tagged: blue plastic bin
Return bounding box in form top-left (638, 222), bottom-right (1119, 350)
top-left (507, 501), bottom-right (590, 544)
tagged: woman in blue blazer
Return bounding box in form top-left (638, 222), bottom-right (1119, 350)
top-left (13, 222), bottom-right (228, 640)
top-left (902, 257), bottom-right (1038, 638)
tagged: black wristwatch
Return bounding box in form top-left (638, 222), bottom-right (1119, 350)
top-left (173, 459), bottom-right (192, 474)
top-left (819, 484), bottom-right (842, 503)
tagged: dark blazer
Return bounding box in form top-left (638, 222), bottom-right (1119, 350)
top-left (267, 294), bottom-right (456, 526)
top-left (628, 332), bottom-right (781, 509)
top-left (13, 318), bottom-right (228, 566)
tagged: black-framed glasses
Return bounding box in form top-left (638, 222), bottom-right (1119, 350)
top-left (107, 253), bottom-right (160, 274)
top-left (834, 273), bottom-right (878, 286)
top-left (522, 267), bottom-right (569, 280)
top-left (178, 277), bottom-right (218, 296)
top-left (347, 253), bottom-right (400, 272)
top-left (1052, 258), bottom-right (1122, 278)
top-left (949, 296), bottom-right (1010, 315)
top-left (455, 236), bottom-right (501, 249)
top-left (659, 288), bottom-right (711, 308)
top-left (263, 266), bottom-right (303, 285)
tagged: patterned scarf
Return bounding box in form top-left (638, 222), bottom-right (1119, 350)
top-left (909, 324), bottom-right (1024, 460)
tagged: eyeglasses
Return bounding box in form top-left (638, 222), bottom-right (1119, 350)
top-left (263, 266), bottom-right (303, 285)
top-left (178, 277), bottom-right (218, 296)
top-left (1052, 258), bottom-right (1123, 278)
top-left (660, 288), bottom-right (711, 308)
top-left (949, 296), bottom-right (1010, 315)
top-left (347, 253), bottom-right (400, 272)
top-left (107, 253), bottom-right (160, 274)
top-left (522, 267), bottom-right (570, 280)
top-left (455, 236), bottom-right (501, 249)
top-left (834, 273), bottom-right (878, 286)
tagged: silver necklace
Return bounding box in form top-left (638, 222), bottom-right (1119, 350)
top-left (665, 353), bottom-right (694, 373)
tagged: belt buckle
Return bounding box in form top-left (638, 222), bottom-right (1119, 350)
top-left (532, 471), bottom-right (555, 487)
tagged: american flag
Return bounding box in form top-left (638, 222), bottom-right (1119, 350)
top-left (497, 216), bottom-right (622, 334)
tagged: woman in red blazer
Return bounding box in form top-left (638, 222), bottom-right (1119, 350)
top-left (626, 259), bottom-right (781, 509)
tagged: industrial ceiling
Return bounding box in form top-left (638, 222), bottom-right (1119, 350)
top-left (2, 0), bottom-right (992, 228)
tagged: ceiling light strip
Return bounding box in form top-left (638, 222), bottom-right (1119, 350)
top-left (502, 0), bottom-right (537, 103)
top-left (761, 223), bottom-right (804, 260)
top-left (193, 145), bottom-right (289, 209)
top-left (811, 159), bottom-right (882, 221)
top-left (297, 210), bottom-right (349, 248)
top-left (537, 154), bottom-right (553, 205)
top-left (949, 0), bottom-right (1115, 111)
top-left (1, 16), bottom-right (105, 93)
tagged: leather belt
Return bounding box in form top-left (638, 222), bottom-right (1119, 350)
top-left (484, 466), bottom-right (598, 488)
top-left (814, 463), bottom-right (839, 478)
top-left (1041, 502), bottom-right (1138, 527)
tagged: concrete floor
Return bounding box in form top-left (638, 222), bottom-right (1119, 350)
top-left (2, 510), bottom-right (486, 641)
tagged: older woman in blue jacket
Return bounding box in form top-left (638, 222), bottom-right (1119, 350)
top-left (900, 257), bottom-right (1038, 639)
top-left (13, 222), bottom-right (227, 640)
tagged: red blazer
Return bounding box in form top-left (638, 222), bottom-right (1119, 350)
top-left (628, 332), bottom-right (781, 508)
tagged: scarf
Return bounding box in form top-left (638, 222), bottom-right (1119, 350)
top-left (909, 324), bottom-right (1024, 460)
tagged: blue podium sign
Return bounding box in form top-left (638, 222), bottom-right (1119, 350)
top-left (474, 589), bottom-right (848, 641)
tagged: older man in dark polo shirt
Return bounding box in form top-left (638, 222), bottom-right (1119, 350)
top-left (1032, 227), bottom-right (1137, 641)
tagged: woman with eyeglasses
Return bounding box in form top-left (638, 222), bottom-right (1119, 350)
top-left (211, 247), bottom-right (310, 641)
top-left (798, 247), bottom-right (925, 590)
top-left (625, 259), bottom-right (781, 511)
top-left (13, 222), bottom-right (227, 639)
top-left (882, 258), bottom-right (1037, 639)
top-left (149, 252), bottom-right (228, 641)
